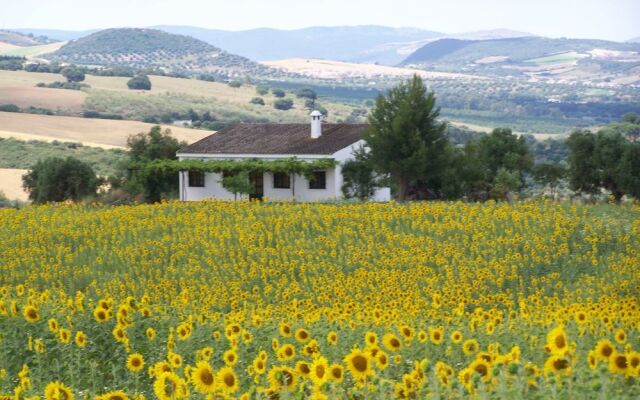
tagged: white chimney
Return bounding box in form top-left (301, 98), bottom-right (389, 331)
top-left (310, 110), bottom-right (322, 139)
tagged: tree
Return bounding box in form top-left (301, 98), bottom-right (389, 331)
top-left (272, 88), bottom-right (286, 98)
top-left (123, 126), bottom-right (186, 202)
top-left (489, 168), bottom-right (521, 200)
top-left (221, 171), bottom-right (253, 200)
top-left (566, 130), bottom-right (599, 195)
top-left (363, 75), bottom-right (447, 201)
top-left (250, 97), bottom-right (265, 106)
top-left (341, 145), bottom-right (380, 200)
top-left (274, 99), bottom-right (293, 111)
top-left (532, 163), bottom-right (567, 197)
top-left (127, 74), bottom-right (151, 90)
top-left (227, 80), bottom-right (242, 88)
top-left (61, 67), bottom-right (85, 83)
top-left (618, 142), bottom-right (640, 199)
top-left (593, 130), bottom-right (628, 202)
top-left (475, 128), bottom-right (533, 187)
top-left (22, 157), bottom-right (99, 203)
top-left (296, 87), bottom-right (317, 100)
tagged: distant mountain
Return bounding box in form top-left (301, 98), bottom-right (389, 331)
top-left (154, 25), bottom-right (442, 64)
top-left (446, 29), bottom-right (537, 41)
top-left (628, 37), bottom-right (640, 43)
top-left (11, 28), bottom-right (98, 42)
top-left (0, 30), bottom-right (56, 46)
top-left (45, 28), bottom-right (275, 77)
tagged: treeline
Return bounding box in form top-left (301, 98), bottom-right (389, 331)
top-left (342, 75), bottom-right (640, 202)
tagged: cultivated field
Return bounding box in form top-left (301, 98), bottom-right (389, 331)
top-left (0, 112), bottom-right (210, 148)
top-left (263, 58), bottom-right (485, 81)
top-left (0, 42), bottom-right (65, 57)
top-left (0, 168), bottom-right (28, 201)
top-left (0, 86), bottom-right (86, 112)
top-left (0, 70), bottom-right (361, 123)
top-left (0, 201), bottom-right (638, 399)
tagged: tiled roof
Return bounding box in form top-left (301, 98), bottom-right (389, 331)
top-left (178, 123), bottom-right (367, 155)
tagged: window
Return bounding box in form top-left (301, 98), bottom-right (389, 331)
top-left (308, 171), bottom-right (326, 190)
top-left (188, 171), bottom-right (205, 187)
top-left (273, 172), bottom-right (291, 189)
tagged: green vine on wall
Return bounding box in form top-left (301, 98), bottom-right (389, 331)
top-left (131, 157), bottom-right (338, 180)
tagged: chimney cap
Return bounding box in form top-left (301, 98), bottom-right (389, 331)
top-left (310, 110), bottom-right (322, 117)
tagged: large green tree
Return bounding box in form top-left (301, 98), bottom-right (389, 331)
top-left (364, 75), bottom-right (447, 201)
top-left (22, 157), bottom-right (99, 203)
top-left (123, 126), bottom-right (186, 202)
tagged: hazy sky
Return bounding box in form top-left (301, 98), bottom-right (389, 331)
top-left (1, 0), bottom-right (638, 41)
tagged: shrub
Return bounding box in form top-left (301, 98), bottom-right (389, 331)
top-left (227, 80), bottom-right (242, 88)
top-left (250, 97), bottom-right (265, 106)
top-left (272, 88), bottom-right (286, 98)
top-left (273, 99), bottom-right (294, 111)
top-left (127, 75), bottom-right (152, 90)
top-left (22, 157), bottom-right (100, 203)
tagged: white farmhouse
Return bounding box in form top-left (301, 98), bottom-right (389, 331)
top-left (177, 111), bottom-right (390, 201)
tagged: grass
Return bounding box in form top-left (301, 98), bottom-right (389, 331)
top-left (0, 137), bottom-right (127, 176)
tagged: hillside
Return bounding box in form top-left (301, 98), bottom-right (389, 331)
top-left (46, 28), bottom-right (276, 77)
top-left (402, 37), bottom-right (640, 82)
top-left (628, 37), bottom-right (640, 43)
top-left (0, 30), bottom-right (55, 46)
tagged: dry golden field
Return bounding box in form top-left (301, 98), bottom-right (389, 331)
top-left (0, 112), bottom-right (211, 148)
top-left (0, 168), bottom-right (29, 201)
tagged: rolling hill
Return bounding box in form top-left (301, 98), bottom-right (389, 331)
top-left (0, 30), bottom-right (56, 46)
top-left (402, 37), bottom-right (640, 82)
top-left (45, 28), bottom-right (276, 77)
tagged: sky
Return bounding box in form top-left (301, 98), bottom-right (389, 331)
top-left (1, 0), bottom-right (638, 41)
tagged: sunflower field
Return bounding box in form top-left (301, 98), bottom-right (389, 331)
top-left (0, 200), bottom-right (639, 399)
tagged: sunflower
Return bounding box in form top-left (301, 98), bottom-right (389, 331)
top-left (112, 326), bottom-right (127, 343)
top-left (614, 329), bottom-right (627, 344)
top-left (462, 339), bottom-right (479, 356)
top-left (48, 318), bottom-right (59, 333)
top-left (451, 331), bottom-right (463, 344)
top-left (400, 326), bottom-right (414, 342)
top-left (628, 351), bottom-right (640, 370)
top-left (153, 361), bottom-right (172, 377)
top-left (97, 391), bottom-right (129, 400)
top-left (382, 333), bottom-right (402, 352)
top-left (295, 329), bottom-right (310, 343)
top-left (344, 348), bottom-right (373, 380)
top-left (609, 351), bottom-right (629, 375)
top-left (375, 351), bottom-right (389, 370)
top-left (217, 367), bottom-right (239, 393)
top-left (543, 356), bottom-right (571, 376)
top-left (279, 322), bottom-right (292, 337)
top-left (58, 328), bottom-right (71, 344)
top-left (74, 331), bottom-right (87, 348)
top-left (191, 361), bottom-right (216, 394)
top-left (327, 331), bottom-right (338, 345)
top-left (168, 352), bottom-right (183, 369)
top-left (595, 339), bottom-right (615, 361)
top-left (267, 366), bottom-right (297, 390)
top-left (23, 305), bottom-right (39, 323)
top-left (127, 353), bottom-right (145, 373)
top-left (588, 350), bottom-right (598, 370)
top-left (429, 327), bottom-right (444, 345)
top-left (574, 310), bottom-right (588, 324)
top-left (295, 361), bottom-right (311, 378)
top-left (417, 330), bottom-right (428, 343)
top-left (223, 349), bottom-right (238, 366)
top-left (93, 307), bottom-right (109, 323)
top-left (468, 358), bottom-right (492, 382)
top-left (153, 371), bottom-right (189, 400)
top-left (546, 326), bottom-right (568, 356)
top-left (44, 381), bottom-right (74, 400)
top-left (310, 356), bottom-right (329, 387)
top-left (199, 346), bottom-right (214, 361)
top-left (176, 323), bottom-right (191, 341)
top-left (277, 344), bottom-right (295, 361)
top-left (329, 364), bottom-right (344, 383)
top-left (146, 328), bottom-right (156, 341)
top-left (364, 332), bottom-right (378, 346)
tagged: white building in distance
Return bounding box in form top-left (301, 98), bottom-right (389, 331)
top-left (177, 111), bottom-right (390, 202)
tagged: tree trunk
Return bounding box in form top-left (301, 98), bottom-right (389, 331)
top-left (613, 190), bottom-right (623, 204)
top-left (398, 176), bottom-right (409, 202)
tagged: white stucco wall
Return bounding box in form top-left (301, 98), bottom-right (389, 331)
top-left (177, 144), bottom-right (390, 202)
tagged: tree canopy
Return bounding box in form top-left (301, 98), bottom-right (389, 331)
top-left (22, 157), bottom-right (100, 203)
